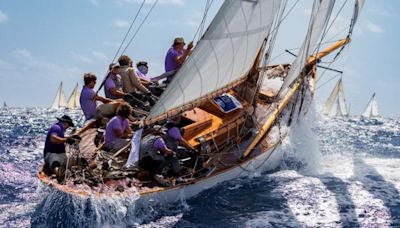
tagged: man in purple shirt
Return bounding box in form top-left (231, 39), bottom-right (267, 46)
top-left (80, 73), bottom-right (113, 120)
top-left (105, 103), bottom-right (133, 151)
top-left (43, 115), bottom-right (75, 178)
top-left (104, 63), bottom-right (127, 99)
top-left (164, 37), bottom-right (193, 82)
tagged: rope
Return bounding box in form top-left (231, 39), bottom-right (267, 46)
top-left (316, 72), bottom-right (341, 90)
top-left (193, 0), bottom-right (213, 42)
top-left (121, 0), bottom-right (159, 55)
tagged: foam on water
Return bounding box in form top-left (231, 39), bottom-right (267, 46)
top-left (0, 108), bottom-right (399, 227)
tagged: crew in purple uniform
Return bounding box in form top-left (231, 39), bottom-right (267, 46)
top-left (43, 115), bottom-right (75, 178)
top-left (104, 63), bottom-right (127, 99)
top-left (164, 37), bottom-right (193, 82)
top-left (104, 103), bottom-right (133, 151)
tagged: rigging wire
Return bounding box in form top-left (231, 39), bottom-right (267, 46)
top-left (95, 0), bottom-right (148, 94)
top-left (316, 72), bottom-right (341, 90)
top-left (112, 0), bottom-right (147, 62)
top-left (192, 0), bottom-right (214, 42)
top-left (121, 0), bottom-right (159, 55)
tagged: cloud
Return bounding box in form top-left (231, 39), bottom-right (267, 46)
top-left (365, 21), bottom-right (383, 33)
top-left (92, 51), bottom-right (108, 60)
top-left (8, 48), bottom-right (81, 77)
top-left (90, 0), bottom-right (99, 6)
top-left (70, 52), bottom-right (94, 64)
top-left (0, 10), bottom-right (8, 24)
top-left (112, 19), bottom-right (130, 28)
top-left (12, 49), bottom-right (33, 60)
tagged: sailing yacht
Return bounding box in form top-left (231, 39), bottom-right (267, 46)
top-left (38, 0), bottom-right (365, 204)
top-left (362, 93), bottom-right (379, 118)
top-left (323, 79), bottom-right (349, 117)
top-left (51, 82), bottom-right (68, 109)
top-left (66, 83), bottom-right (81, 109)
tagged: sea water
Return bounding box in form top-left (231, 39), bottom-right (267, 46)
top-left (0, 108), bottom-right (399, 227)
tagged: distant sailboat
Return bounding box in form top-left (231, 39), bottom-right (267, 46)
top-left (3, 102), bottom-right (6, 108)
top-left (362, 93), bottom-right (379, 118)
top-left (51, 82), bottom-right (68, 109)
top-left (67, 83), bottom-right (81, 109)
top-left (323, 79), bottom-right (348, 117)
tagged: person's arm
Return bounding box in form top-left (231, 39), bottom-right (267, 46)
top-left (50, 133), bottom-right (68, 144)
top-left (175, 41), bottom-right (193, 64)
top-left (129, 69), bottom-right (151, 94)
top-left (110, 87), bottom-right (127, 98)
top-left (160, 147), bottom-right (174, 156)
top-left (95, 94), bottom-right (113, 104)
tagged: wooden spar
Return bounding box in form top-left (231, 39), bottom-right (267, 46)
top-left (241, 37), bottom-right (351, 159)
top-left (144, 77), bottom-right (248, 125)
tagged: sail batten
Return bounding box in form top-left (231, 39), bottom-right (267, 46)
top-left (147, 0), bottom-right (282, 121)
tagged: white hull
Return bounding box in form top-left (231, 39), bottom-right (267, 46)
top-left (137, 143), bottom-right (283, 205)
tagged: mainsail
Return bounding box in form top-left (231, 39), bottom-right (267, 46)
top-left (51, 82), bottom-right (68, 109)
top-left (362, 93), bottom-right (379, 118)
top-left (147, 0), bottom-right (282, 121)
top-left (67, 83), bottom-right (81, 109)
top-left (323, 79), bottom-right (348, 116)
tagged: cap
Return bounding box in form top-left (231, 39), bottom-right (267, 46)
top-left (136, 61), bottom-right (148, 67)
top-left (57, 115), bottom-right (75, 127)
top-left (173, 37), bottom-right (185, 45)
top-left (109, 62), bottom-right (120, 70)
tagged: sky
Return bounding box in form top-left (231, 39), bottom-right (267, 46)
top-left (0, 0), bottom-right (398, 117)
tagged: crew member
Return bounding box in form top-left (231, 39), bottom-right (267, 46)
top-left (43, 115), bottom-right (75, 178)
top-left (104, 103), bottom-right (133, 151)
top-left (104, 62), bottom-right (127, 99)
top-left (164, 37), bottom-right (193, 82)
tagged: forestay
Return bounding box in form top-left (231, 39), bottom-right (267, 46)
top-left (279, 0), bottom-right (335, 95)
top-left (147, 0), bottom-right (282, 120)
top-left (51, 82), bottom-right (68, 109)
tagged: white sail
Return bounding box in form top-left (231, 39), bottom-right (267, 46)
top-left (349, 0), bottom-right (365, 34)
top-left (148, 0), bottom-right (282, 120)
top-left (323, 79), bottom-right (348, 117)
top-left (323, 79), bottom-right (340, 115)
top-left (280, 0), bottom-right (335, 95)
top-left (362, 93), bottom-right (379, 118)
top-left (67, 83), bottom-right (81, 109)
top-left (51, 82), bottom-right (68, 109)
top-left (337, 80), bottom-right (348, 116)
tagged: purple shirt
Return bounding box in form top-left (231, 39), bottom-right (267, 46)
top-left (167, 127), bottom-right (182, 141)
top-left (164, 47), bottom-right (184, 72)
top-left (136, 70), bottom-right (151, 82)
top-left (154, 137), bottom-right (167, 150)
top-left (105, 116), bottom-right (129, 147)
top-left (79, 86), bottom-right (97, 120)
top-left (43, 122), bottom-right (65, 155)
top-left (104, 73), bottom-right (123, 99)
